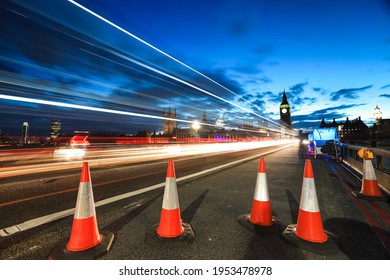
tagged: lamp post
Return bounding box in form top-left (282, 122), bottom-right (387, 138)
top-left (373, 105), bottom-right (382, 139)
top-left (192, 120), bottom-right (200, 141)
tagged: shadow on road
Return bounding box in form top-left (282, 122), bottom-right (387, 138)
top-left (324, 217), bottom-right (390, 260)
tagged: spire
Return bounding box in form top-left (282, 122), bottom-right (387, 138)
top-left (281, 89), bottom-right (289, 105)
top-left (202, 109), bottom-right (207, 123)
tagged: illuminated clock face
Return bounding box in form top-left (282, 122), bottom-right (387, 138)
top-left (281, 108), bottom-right (287, 114)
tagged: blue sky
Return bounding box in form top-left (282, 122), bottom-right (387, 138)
top-left (0, 0), bottom-right (389, 136)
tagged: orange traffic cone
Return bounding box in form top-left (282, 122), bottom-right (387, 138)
top-left (147, 160), bottom-right (194, 245)
top-left (249, 157), bottom-right (272, 226)
top-left (48, 162), bottom-right (114, 259)
top-left (282, 159), bottom-right (338, 254)
top-left (157, 160), bottom-right (184, 237)
top-left (238, 157), bottom-right (285, 234)
top-left (353, 158), bottom-right (386, 201)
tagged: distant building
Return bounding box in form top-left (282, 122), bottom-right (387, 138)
top-left (50, 119), bottom-right (61, 142)
top-left (163, 106), bottom-right (176, 136)
top-left (280, 89), bottom-right (292, 128)
top-left (319, 117), bottom-right (370, 139)
top-left (373, 118), bottom-right (390, 140)
top-left (21, 122), bottom-right (29, 144)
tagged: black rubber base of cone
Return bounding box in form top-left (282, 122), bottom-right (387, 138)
top-left (146, 222), bottom-right (195, 247)
top-left (237, 214), bottom-right (287, 234)
top-left (352, 191), bottom-right (388, 202)
top-left (48, 230), bottom-right (114, 260)
top-left (282, 224), bottom-right (339, 255)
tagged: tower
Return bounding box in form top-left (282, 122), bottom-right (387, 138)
top-left (21, 122), bottom-right (29, 144)
top-left (163, 106), bottom-right (176, 136)
top-left (280, 89), bottom-right (292, 127)
top-left (50, 119), bottom-right (61, 142)
top-left (202, 109), bottom-right (207, 123)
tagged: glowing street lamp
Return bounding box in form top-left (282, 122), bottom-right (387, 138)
top-left (373, 105), bottom-right (382, 125)
top-left (192, 120), bottom-right (200, 139)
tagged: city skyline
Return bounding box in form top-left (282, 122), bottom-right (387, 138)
top-left (0, 0), bottom-right (389, 136)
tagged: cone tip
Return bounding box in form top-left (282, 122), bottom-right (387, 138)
top-left (304, 159), bottom-right (314, 178)
top-left (166, 160), bottom-right (175, 178)
top-left (258, 157), bottom-right (266, 173)
top-left (80, 162), bottom-right (91, 182)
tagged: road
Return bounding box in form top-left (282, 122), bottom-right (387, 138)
top-left (0, 142), bottom-right (389, 260)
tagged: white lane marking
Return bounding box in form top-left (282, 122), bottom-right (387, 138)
top-left (0, 144), bottom-right (294, 237)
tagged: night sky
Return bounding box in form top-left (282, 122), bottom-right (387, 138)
top-left (1, 0), bottom-right (389, 137)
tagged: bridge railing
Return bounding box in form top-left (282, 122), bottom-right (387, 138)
top-left (341, 143), bottom-right (390, 194)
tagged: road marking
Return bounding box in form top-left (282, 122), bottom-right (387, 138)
top-left (0, 170), bottom-right (164, 207)
top-left (0, 144), bottom-right (293, 237)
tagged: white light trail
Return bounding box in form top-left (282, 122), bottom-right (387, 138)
top-left (67, 0), bottom-right (290, 134)
top-left (0, 93), bottom-right (284, 135)
top-left (0, 93), bottom-right (180, 123)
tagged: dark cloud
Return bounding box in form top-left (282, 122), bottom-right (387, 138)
top-left (253, 44), bottom-right (275, 56)
top-left (379, 94), bottom-right (390, 98)
top-left (312, 87), bottom-right (323, 92)
top-left (292, 104), bottom-right (366, 129)
top-left (330, 85), bottom-right (372, 101)
top-left (227, 20), bottom-right (250, 37)
top-left (259, 76), bottom-right (273, 84)
top-left (381, 84), bottom-right (390, 89)
top-left (289, 82), bottom-right (308, 95)
top-left (293, 97), bottom-right (317, 107)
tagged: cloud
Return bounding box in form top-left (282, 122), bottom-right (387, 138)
top-left (259, 76), bottom-right (273, 84)
top-left (293, 97), bottom-right (317, 107)
top-left (379, 94), bottom-right (390, 98)
top-left (312, 87), bottom-right (323, 92)
top-left (292, 103), bottom-right (366, 129)
top-left (381, 84), bottom-right (390, 89)
top-left (330, 85), bottom-right (372, 101)
top-left (289, 82), bottom-right (308, 95)
top-left (253, 44), bottom-right (275, 56)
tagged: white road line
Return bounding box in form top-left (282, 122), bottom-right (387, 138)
top-left (0, 144), bottom-right (294, 237)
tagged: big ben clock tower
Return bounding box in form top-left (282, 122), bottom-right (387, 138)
top-left (280, 89), bottom-right (292, 127)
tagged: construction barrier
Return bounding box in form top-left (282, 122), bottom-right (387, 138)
top-left (146, 160), bottom-right (195, 246)
top-left (238, 157), bottom-right (285, 234)
top-left (353, 149), bottom-right (387, 201)
top-left (48, 162), bottom-right (114, 259)
top-left (282, 159), bottom-right (338, 254)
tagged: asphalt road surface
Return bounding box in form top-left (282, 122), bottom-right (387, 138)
top-left (0, 143), bottom-right (389, 260)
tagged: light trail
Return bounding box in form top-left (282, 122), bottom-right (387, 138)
top-left (2, 1), bottom-right (294, 135)
top-left (67, 0), bottom-right (291, 134)
top-left (0, 140), bottom-right (297, 178)
top-left (0, 142), bottom-right (294, 237)
top-left (0, 93), bottom-right (285, 134)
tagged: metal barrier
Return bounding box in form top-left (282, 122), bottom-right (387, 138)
top-left (341, 143), bottom-right (390, 194)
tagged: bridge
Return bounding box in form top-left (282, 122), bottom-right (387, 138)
top-left (0, 142), bottom-right (389, 261)
top-left (1, 1), bottom-right (390, 279)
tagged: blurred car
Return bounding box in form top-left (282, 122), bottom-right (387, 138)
top-left (53, 146), bottom-right (86, 161)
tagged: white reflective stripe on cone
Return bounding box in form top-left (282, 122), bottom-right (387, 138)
top-left (363, 159), bottom-right (377, 180)
top-left (162, 177), bottom-right (180, 210)
top-left (74, 182), bottom-right (96, 219)
top-left (253, 173), bottom-right (269, 202)
top-left (299, 178), bottom-right (320, 212)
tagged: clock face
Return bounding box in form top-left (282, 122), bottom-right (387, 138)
top-left (281, 108), bottom-right (287, 114)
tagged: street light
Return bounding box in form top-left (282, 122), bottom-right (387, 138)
top-left (373, 105), bottom-right (382, 140)
top-left (192, 120), bottom-right (200, 140)
top-left (373, 105), bottom-right (382, 124)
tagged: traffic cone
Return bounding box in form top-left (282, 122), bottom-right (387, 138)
top-left (238, 157), bottom-right (285, 234)
top-left (353, 158), bottom-right (386, 201)
top-left (147, 160), bottom-right (195, 245)
top-left (48, 162), bottom-right (114, 259)
top-left (282, 159), bottom-right (338, 254)
top-left (157, 160), bottom-right (184, 237)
